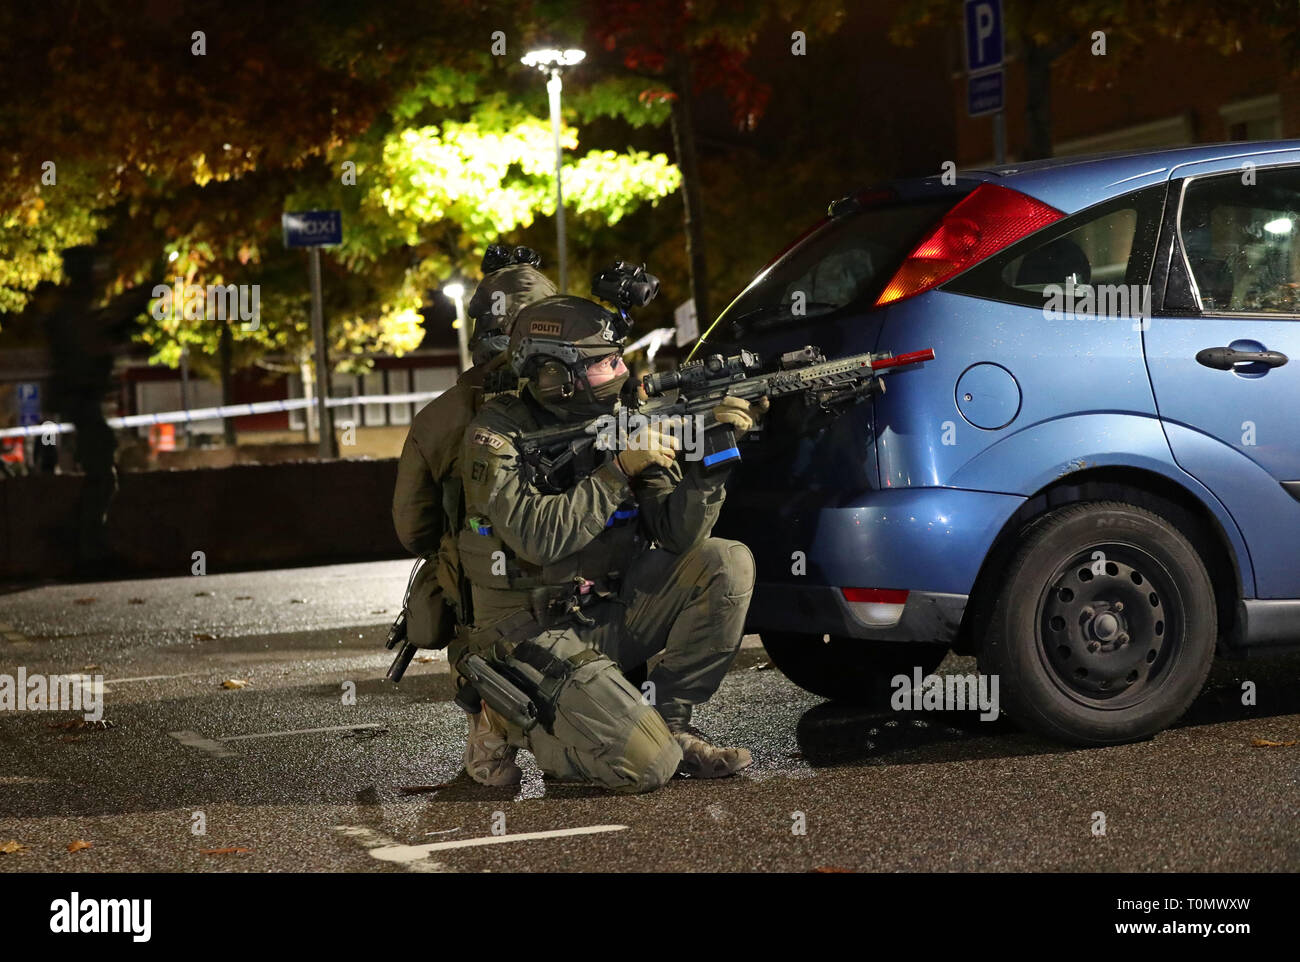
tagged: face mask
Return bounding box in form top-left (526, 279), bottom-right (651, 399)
top-left (590, 372), bottom-right (628, 401)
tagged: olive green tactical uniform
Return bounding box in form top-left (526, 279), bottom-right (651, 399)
top-left (391, 263), bottom-right (556, 648)
top-left (391, 355), bottom-right (504, 648)
top-left (456, 389), bottom-right (756, 792)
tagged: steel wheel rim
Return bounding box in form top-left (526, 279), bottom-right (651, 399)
top-left (1034, 540), bottom-right (1185, 710)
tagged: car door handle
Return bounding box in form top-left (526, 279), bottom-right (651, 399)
top-left (1195, 347), bottom-right (1289, 370)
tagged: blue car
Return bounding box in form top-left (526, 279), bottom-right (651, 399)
top-left (699, 141), bottom-right (1300, 745)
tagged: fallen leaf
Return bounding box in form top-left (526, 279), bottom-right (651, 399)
top-left (193, 632), bottom-right (218, 641)
top-left (221, 679), bottom-right (250, 689)
top-left (341, 727), bottom-right (387, 739)
top-left (0, 840), bottom-right (25, 854)
top-left (398, 784), bottom-right (448, 795)
top-left (1252, 737), bottom-right (1298, 747)
top-left (66, 840), bottom-right (92, 853)
top-left (128, 598), bottom-right (145, 605)
top-left (200, 846), bottom-right (252, 855)
top-left (47, 719), bottom-right (115, 732)
top-left (73, 597), bottom-right (96, 605)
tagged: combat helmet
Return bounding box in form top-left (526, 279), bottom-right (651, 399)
top-left (509, 295), bottom-right (626, 414)
top-left (466, 247), bottom-right (557, 366)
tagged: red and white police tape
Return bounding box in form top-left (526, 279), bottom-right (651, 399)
top-left (0, 391), bottom-right (446, 439)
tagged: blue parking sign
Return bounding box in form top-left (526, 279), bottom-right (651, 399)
top-left (282, 210), bottom-right (342, 248)
top-left (968, 69), bottom-right (1005, 117)
top-left (964, 0), bottom-right (1004, 74)
top-left (16, 382), bottom-right (40, 426)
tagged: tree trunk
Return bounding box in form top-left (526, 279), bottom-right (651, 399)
top-left (218, 318), bottom-right (237, 446)
top-left (1022, 39), bottom-right (1061, 161)
top-left (299, 353), bottom-right (314, 444)
top-left (670, 56), bottom-right (709, 328)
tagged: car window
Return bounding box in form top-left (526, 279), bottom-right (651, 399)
top-left (1000, 208), bottom-right (1138, 296)
top-left (1180, 168), bottom-right (1300, 314)
top-left (944, 186), bottom-right (1163, 313)
top-left (717, 199), bottom-right (958, 336)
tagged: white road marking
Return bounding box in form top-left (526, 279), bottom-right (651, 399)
top-left (223, 722), bottom-right (387, 741)
top-left (365, 824), bottom-right (628, 862)
top-left (333, 825), bottom-right (447, 873)
top-left (63, 671), bottom-right (204, 698)
top-left (0, 623), bottom-right (30, 644)
top-left (168, 729), bottom-right (238, 758)
top-left (169, 722), bottom-right (393, 758)
top-left (106, 672), bottom-right (208, 685)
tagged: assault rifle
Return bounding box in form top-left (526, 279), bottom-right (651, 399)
top-left (515, 345), bottom-right (935, 494)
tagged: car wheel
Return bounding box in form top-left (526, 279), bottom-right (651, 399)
top-left (760, 631), bottom-right (949, 704)
top-left (978, 500), bottom-right (1216, 746)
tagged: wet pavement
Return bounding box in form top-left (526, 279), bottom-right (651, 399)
top-left (2, 560), bottom-right (1298, 873)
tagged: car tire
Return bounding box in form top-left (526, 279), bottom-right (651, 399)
top-left (977, 500), bottom-right (1216, 746)
top-left (760, 631), bottom-right (949, 704)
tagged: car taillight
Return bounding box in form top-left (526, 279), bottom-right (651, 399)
top-left (875, 184), bottom-right (1064, 306)
top-left (840, 587), bottom-right (910, 627)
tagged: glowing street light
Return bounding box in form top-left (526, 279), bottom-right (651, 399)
top-left (444, 282), bottom-right (470, 372)
top-left (522, 47), bottom-right (586, 292)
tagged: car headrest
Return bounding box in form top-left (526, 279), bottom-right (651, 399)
top-left (1015, 237), bottom-right (1092, 288)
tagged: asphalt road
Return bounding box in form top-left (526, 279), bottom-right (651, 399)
top-left (2, 560), bottom-right (1298, 873)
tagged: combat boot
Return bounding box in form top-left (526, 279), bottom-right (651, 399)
top-left (669, 724), bottom-right (752, 779)
top-left (462, 703), bottom-right (522, 787)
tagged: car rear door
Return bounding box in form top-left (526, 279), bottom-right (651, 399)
top-left (1145, 160), bottom-right (1300, 599)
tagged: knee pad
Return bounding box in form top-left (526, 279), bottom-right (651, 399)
top-left (518, 631), bottom-right (683, 793)
top-left (720, 540), bottom-right (756, 597)
top-left (697, 538), bottom-right (754, 601)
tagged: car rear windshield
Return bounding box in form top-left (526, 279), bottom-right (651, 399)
top-left (716, 197), bottom-right (960, 338)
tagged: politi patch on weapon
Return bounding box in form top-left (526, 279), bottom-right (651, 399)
top-left (529, 319), bottom-right (563, 337)
top-left (471, 428), bottom-right (507, 450)
top-left (471, 460), bottom-right (487, 481)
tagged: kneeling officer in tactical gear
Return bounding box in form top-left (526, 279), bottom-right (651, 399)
top-left (453, 293), bottom-right (766, 792)
top-left (391, 246), bottom-right (555, 660)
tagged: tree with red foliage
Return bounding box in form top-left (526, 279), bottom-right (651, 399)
top-left (588, 0), bottom-right (845, 325)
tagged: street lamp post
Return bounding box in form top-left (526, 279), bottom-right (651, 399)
top-left (445, 283), bottom-right (470, 373)
top-left (522, 47), bottom-right (585, 293)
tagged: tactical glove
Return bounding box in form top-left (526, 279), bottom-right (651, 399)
top-left (712, 395), bottom-right (770, 440)
top-left (615, 423), bottom-right (679, 477)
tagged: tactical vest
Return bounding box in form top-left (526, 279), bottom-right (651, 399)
top-left (457, 393), bottom-right (642, 620)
